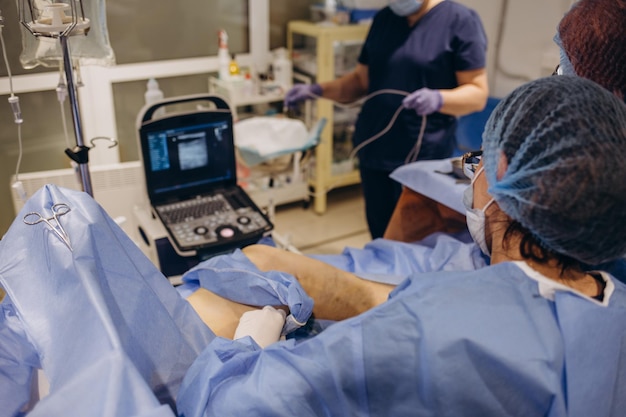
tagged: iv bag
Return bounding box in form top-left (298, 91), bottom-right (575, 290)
top-left (19, 0), bottom-right (116, 69)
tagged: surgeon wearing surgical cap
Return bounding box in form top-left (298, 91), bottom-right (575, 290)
top-left (554, 0), bottom-right (626, 100)
top-left (177, 75), bottom-right (626, 417)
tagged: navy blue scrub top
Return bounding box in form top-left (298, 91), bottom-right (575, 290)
top-left (354, 1), bottom-right (487, 171)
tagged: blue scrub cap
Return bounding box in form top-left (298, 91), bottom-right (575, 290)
top-left (482, 75), bottom-right (626, 265)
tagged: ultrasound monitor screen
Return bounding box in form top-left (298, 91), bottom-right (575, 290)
top-left (141, 114), bottom-right (235, 201)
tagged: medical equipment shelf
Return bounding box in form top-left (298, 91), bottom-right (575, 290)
top-left (209, 75), bottom-right (311, 211)
top-left (287, 20), bottom-right (370, 214)
top-left (208, 76), bottom-right (285, 110)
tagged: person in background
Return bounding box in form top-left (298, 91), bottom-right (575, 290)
top-left (554, 0), bottom-right (626, 101)
top-left (180, 75), bottom-right (626, 416)
top-left (285, 0), bottom-right (488, 238)
top-left (383, 0), bottom-right (626, 244)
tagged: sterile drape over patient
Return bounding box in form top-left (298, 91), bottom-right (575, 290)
top-left (0, 185), bottom-right (213, 416)
top-left (0, 184), bottom-right (317, 416)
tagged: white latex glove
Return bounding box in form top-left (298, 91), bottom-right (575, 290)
top-left (234, 306), bottom-right (287, 348)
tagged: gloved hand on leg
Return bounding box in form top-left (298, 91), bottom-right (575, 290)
top-left (284, 83), bottom-right (322, 109)
top-left (234, 306), bottom-right (287, 348)
top-left (402, 88), bottom-right (443, 115)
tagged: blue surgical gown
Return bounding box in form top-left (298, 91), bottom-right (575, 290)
top-left (310, 230), bottom-right (488, 285)
top-left (177, 261), bottom-right (626, 417)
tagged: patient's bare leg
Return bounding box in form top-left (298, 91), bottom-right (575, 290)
top-left (242, 245), bottom-right (394, 321)
top-left (384, 187), bottom-right (449, 242)
top-left (186, 289), bottom-right (259, 339)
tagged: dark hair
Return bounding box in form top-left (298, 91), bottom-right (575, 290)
top-left (502, 220), bottom-right (581, 274)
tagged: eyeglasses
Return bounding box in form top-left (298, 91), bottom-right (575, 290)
top-left (462, 150), bottom-right (483, 180)
top-left (552, 64), bottom-right (562, 76)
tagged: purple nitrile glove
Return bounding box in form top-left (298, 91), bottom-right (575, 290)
top-left (284, 83), bottom-right (322, 109)
top-left (402, 88), bottom-right (443, 115)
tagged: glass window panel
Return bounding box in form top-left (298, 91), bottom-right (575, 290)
top-left (1, 0), bottom-right (250, 74)
top-left (0, 90), bottom-right (72, 173)
top-left (0, 90), bottom-right (73, 233)
top-left (1, 0), bottom-right (320, 76)
top-left (106, 0), bottom-right (249, 64)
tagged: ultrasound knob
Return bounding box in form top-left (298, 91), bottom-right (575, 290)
top-left (194, 226), bottom-right (208, 235)
top-left (237, 216), bottom-right (251, 225)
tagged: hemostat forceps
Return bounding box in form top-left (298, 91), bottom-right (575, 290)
top-left (23, 203), bottom-right (73, 251)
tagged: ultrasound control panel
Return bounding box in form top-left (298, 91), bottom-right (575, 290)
top-left (155, 192), bottom-right (272, 254)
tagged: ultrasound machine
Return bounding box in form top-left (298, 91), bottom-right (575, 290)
top-left (134, 94), bottom-right (273, 281)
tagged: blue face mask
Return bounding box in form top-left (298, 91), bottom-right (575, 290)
top-left (553, 32), bottom-right (577, 76)
top-left (389, 0), bottom-right (424, 16)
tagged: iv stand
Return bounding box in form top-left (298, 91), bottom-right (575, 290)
top-left (19, 1), bottom-right (95, 197)
top-left (60, 35), bottom-right (93, 196)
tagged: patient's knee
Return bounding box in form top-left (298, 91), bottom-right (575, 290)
top-left (242, 244), bottom-right (278, 271)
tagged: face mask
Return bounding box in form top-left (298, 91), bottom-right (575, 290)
top-left (553, 33), bottom-right (576, 76)
top-left (463, 167), bottom-right (495, 256)
top-left (389, 0), bottom-right (424, 16)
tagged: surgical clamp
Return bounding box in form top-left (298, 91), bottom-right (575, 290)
top-left (23, 203), bottom-right (73, 251)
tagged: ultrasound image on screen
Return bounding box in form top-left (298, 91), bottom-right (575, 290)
top-left (177, 133), bottom-right (209, 170)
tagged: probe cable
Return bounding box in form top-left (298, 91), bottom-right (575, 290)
top-left (299, 88), bottom-right (428, 194)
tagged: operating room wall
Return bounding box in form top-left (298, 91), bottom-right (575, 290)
top-left (457, 0), bottom-right (576, 97)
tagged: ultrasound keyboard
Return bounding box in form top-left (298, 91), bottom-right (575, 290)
top-left (155, 193), bottom-right (272, 253)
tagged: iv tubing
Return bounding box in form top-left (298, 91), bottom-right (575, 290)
top-left (57, 68), bottom-right (73, 150)
top-left (14, 126), bottom-right (23, 181)
top-left (0, 25), bottom-right (14, 94)
top-left (0, 12), bottom-right (25, 185)
top-left (0, 16), bottom-right (22, 124)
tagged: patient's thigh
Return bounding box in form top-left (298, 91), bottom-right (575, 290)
top-left (186, 288), bottom-right (258, 339)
